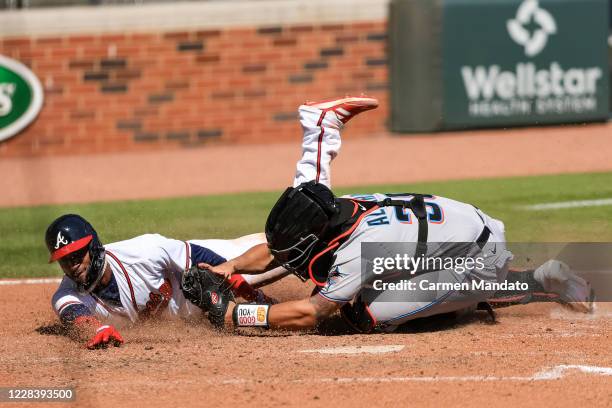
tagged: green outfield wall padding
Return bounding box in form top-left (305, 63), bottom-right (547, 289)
top-left (390, 0), bottom-right (610, 132)
top-left (389, 0), bottom-right (444, 132)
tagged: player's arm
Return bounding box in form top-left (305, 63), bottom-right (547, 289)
top-left (52, 284), bottom-right (123, 349)
top-left (56, 300), bottom-right (96, 340)
top-left (228, 294), bottom-right (340, 331)
top-left (55, 303), bottom-right (124, 349)
top-left (201, 242), bottom-right (276, 279)
top-left (269, 295), bottom-right (340, 330)
top-left (246, 267), bottom-right (292, 289)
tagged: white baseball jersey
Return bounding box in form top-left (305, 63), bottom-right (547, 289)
top-left (318, 193), bottom-right (508, 304)
top-left (52, 233), bottom-right (268, 325)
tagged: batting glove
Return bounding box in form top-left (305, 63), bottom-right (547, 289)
top-left (86, 325), bottom-right (124, 350)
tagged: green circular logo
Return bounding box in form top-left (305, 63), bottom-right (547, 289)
top-left (0, 55), bottom-right (44, 142)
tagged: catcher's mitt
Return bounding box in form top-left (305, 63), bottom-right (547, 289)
top-left (181, 265), bottom-right (235, 328)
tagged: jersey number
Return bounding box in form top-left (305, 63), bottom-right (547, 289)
top-left (394, 201), bottom-right (444, 224)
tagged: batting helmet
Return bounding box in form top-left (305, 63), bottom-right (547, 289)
top-left (265, 181), bottom-right (341, 280)
top-left (45, 214), bottom-right (106, 292)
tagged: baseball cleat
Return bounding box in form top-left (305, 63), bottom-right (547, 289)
top-left (305, 96), bottom-right (379, 124)
top-left (534, 259), bottom-right (595, 313)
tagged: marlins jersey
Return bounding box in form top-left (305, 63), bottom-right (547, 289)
top-left (52, 233), bottom-right (266, 325)
top-left (318, 193), bottom-right (504, 303)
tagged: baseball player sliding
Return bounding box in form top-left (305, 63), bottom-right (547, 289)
top-left (47, 221), bottom-right (287, 349)
top-left (189, 96), bottom-right (594, 333)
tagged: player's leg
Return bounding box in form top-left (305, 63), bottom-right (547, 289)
top-left (189, 233), bottom-right (267, 261)
top-left (293, 96), bottom-right (379, 188)
top-left (361, 257), bottom-right (510, 332)
top-left (476, 215), bottom-right (594, 312)
top-left (488, 260), bottom-right (594, 313)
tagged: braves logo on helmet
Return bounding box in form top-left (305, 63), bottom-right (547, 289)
top-left (210, 292), bottom-right (219, 305)
top-left (55, 231), bottom-right (69, 249)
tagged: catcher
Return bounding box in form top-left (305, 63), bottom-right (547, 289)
top-left (183, 96), bottom-right (594, 333)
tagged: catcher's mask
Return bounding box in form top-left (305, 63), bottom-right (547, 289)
top-left (265, 181), bottom-right (340, 281)
top-left (45, 214), bottom-right (106, 293)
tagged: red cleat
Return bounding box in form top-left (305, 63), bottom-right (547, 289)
top-left (305, 96), bottom-right (379, 124)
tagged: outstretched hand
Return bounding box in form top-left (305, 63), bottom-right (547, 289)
top-left (198, 261), bottom-right (235, 281)
top-left (73, 316), bottom-right (124, 350)
top-left (86, 325), bottom-right (124, 349)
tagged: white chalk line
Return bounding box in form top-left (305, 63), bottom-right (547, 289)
top-left (300, 345), bottom-right (404, 355)
top-left (88, 365), bottom-right (612, 388)
top-left (522, 198), bottom-right (612, 211)
top-left (470, 351), bottom-right (588, 358)
top-left (533, 365), bottom-right (612, 380)
top-left (497, 332), bottom-right (602, 339)
top-left (0, 278), bottom-right (61, 286)
top-left (219, 365), bottom-right (612, 385)
top-left (550, 306), bottom-right (612, 320)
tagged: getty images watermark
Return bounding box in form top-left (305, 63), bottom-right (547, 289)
top-left (359, 242), bottom-right (611, 304)
top-left (361, 242), bottom-right (529, 301)
top-left (369, 251), bottom-right (528, 292)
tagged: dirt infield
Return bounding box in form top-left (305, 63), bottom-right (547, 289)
top-left (1, 279), bottom-right (611, 408)
top-left (1, 121), bottom-right (612, 207)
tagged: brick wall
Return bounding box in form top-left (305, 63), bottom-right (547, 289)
top-left (0, 18), bottom-right (388, 157)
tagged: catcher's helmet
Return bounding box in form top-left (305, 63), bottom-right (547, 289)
top-left (45, 214), bottom-right (106, 292)
top-left (265, 181), bottom-right (340, 280)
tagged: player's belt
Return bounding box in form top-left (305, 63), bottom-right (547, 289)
top-left (476, 226), bottom-right (491, 249)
